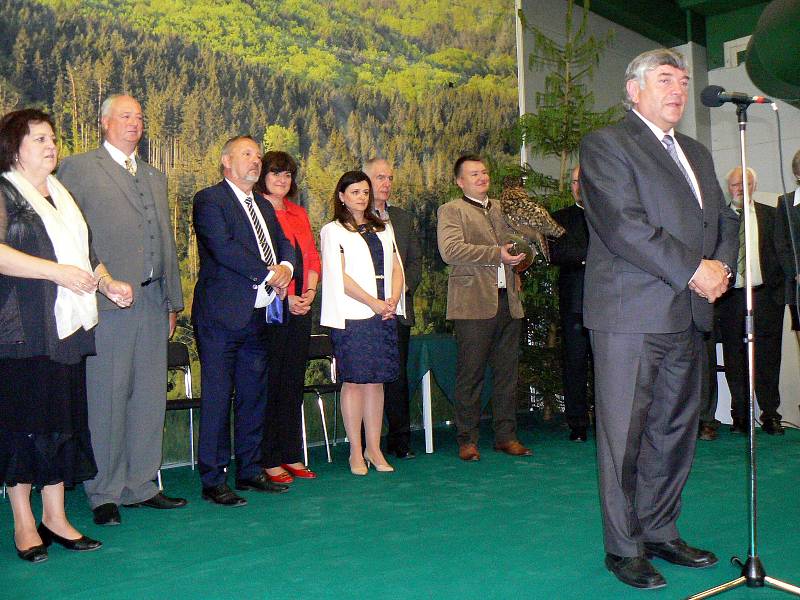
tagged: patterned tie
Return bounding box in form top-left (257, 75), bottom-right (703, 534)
top-left (662, 135), bottom-right (697, 201)
top-left (243, 196), bottom-right (284, 323)
top-left (243, 196), bottom-right (275, 266)
top-left (124, 158), bottom-right (137, 177)
top-left (736, 209), bottom-right (746, 282)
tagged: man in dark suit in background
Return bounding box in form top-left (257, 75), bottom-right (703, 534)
top-left (364, 158), bottom-right (423, 459)
top-left (775, 149), bottom-right (800, 343)
top-left (192, 135), bottom-right (294, 507)
top-left (550, 165), bottom-right (591, 442)
top-left (717, 166), bottom-right (785, 435)
top-left (58, 94), bottom-right (186, 526)
top-left (579, 49), bottom-right (738, 590)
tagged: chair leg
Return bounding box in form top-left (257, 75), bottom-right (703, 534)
top-left (189, 408), bottom-right (196, 469)
top-left (332, 391), bottom-right (339, 446)
top-left (157, 469), bottom-right (163, 492)
top-left (317, 392), bottom-right (332, 463)
top-left (301, 402), bottom-right (309, 467)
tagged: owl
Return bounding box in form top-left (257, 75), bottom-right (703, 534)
top-left (499, 175), bottom-right (565, 263)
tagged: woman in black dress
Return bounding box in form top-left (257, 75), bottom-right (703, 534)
top-left (320, 171), bottom-right (405, 475)
top-left (0, 109), bottom-right (133, 562)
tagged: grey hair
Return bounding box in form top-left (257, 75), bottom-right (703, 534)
top-left (725, 165), bottom-right (758, 190)
top-left (219, 135), bottom-right (259, 175)
top-left (792, 148), bottom-right (800, 180)
top-left (623, 49), bottom-right (689, 109)
top-left (362, 157), bottom-right (391, 172)
top-left (100, 95), bottom-right (123, 120)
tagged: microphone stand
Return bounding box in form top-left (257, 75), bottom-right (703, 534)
top-left (687, 104), bottom-right (800, 599)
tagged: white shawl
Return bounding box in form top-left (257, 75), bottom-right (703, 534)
top-left (3, 170), bottom-right (98, 339)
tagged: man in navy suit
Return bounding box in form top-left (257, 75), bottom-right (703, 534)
top-left (580, 49), bottom-right (738, 589)
top-left (192, 135), bottom-right (295, 506)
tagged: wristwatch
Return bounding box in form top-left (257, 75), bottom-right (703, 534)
top-left (721, 263), bottom-right (733, 280)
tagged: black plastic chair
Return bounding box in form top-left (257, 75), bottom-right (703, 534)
top-left (302, 334), bottom-right (340, 463)
top-left (161, 341), bottom-right (200, 485)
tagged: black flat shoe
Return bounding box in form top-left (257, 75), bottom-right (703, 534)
top-left (605, 554), bottom-right (666, 589)
top-left (761, 418), bottom-right (785, 436)
top-left (644, 538), bottom-right (718, 568)
top-left (92, 503), bottom-right (121, 526)
top-left (37, 523), bottom-right (102, 552)
top-left (394, 449), bottom-right (417, 460)
top-left (15, 541), bottom-right (48, 563)
top-left (235, 473), bottom-right (289, 494)
top-left (569, 426), bottom-right (588, 442)
top-left (124, 492), bottom-right (188, 509)
top-left (202, 483), bottom-right (248, 507)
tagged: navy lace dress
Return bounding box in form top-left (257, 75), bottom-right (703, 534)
top-left (330, 226), bottom-right (399, 383)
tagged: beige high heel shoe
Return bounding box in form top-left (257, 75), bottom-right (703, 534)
top-left (349, 457), bottom-right (368, 476)
top-left (363, 451), bottom-right (394, 473)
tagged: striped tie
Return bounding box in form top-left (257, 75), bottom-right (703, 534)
top-left (243, 196), bottom-right (275, 266)
top-left (662, 135), bottom-right (698, 201)
top-left (736, 209), bottom-right (746, 282)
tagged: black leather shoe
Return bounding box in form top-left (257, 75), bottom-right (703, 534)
top-left (202, 484), bottom-right (248, 507)
top-left (92, 503), bottom-right (121, 526)
top-left (124, 492), bottom-right (188, 509)
top-left (394, 449), bottom-right (417, 460)
top-left (698, 423), bottom-right (718, 441)
top-left (569, 426), bottom-right (588, 442)
top-left (15, 540), bottom-right (48, 563)
top-left (730, 417), bottom-right (749, 434)
top-left (644, 539), bottom-right (718, 568)
top-left (37, 523), bottom-right (102, 552)
top-left (605, 554), bottom-right (666, 589)
top-left (761, 418), bottom-right (785, 436)
top-left (235, 472), bottom-right (289, 493)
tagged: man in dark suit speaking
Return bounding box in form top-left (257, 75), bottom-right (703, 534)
top-left (192, 136), bottom-right (294, 506)
top-left (579, 49), bottom-right (738, 590)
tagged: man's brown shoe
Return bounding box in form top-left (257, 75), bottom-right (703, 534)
top-left (493, 440), bottom-right (533, 456)
top-left (458, 443), bottom-right (480, 461)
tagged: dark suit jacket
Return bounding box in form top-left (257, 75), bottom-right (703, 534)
top-left (549, 203), bottom-right (588, 315)
top-left (192, 180), bottom-right (294, 331)
top-left (752, 202), bottom-right (784, 306)
top-left (58, 147), bottom-right (183, 312)
top-left (579, 111), bottom-right (739, 334)
top-left (387, 205), bottom-right (422, 327)
top-left (775, 192), bottom-right (800, 305)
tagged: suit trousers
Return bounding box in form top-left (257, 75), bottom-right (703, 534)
top-left (591, 326), bottom-right (702, 557)
top-left (452, 290), bottom-right (521, 446)
top-left (716, 287), bottom-right (783, 421)
top-left (559, 310), bottom-right (591, 428)
top-left (84, 282), bottom-right (168, 508)
top-left (261, 311), bottom-right (312, 468)
top-left (384, 321), bottom-right (412, 452)
top-left (195, 308), bottom-right (269, 488)
top-left (699, 331), bottom-right (720, 426)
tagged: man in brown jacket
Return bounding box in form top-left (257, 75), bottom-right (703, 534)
top-left (437, 154), bottom-right (532, 461)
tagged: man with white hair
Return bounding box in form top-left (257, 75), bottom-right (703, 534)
top-left (579, 49), bottom-right (738, 589)
top-left (716, 166), bottom-right (785, 435)
top-left (58, 94), bottom-right (186, 525)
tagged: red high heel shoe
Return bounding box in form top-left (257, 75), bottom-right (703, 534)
top-left (264, 469), bottom-right (293, 484)
top-left (281, 464), bottom-right (317, 479)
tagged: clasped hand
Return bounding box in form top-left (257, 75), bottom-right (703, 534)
top-left (689, 259), bottom-right (729, 303)
top-left (372, 296), bottom-right (398, 320)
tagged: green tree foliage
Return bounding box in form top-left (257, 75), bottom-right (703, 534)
top-left (1, 0), bottom-right (519, 345)
top-left (508, 0), bottom-right (620, 414)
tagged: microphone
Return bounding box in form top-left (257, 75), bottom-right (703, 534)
top-left (700, 85), bottom-right (772, 107)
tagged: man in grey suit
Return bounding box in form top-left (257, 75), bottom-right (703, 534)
top-left (58, 94), bottom-right (186, 526)
top-left (579, 50), bottom-right (738, 589)
top-left (364, 158), bottom-right (422, 459)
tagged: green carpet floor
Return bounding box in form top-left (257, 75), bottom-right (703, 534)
top-left (2, 415), bottom-right (799, 599)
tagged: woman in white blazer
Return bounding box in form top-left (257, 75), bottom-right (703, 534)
top-left (320, 171), bottom-right (405, 475)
